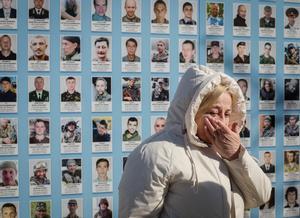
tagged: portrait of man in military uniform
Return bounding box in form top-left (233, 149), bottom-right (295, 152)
top-left (30, 160), bottom-right (50, 185)
top-left (29, 76), bottom-right (49, 102)
top-left (61, 120), bottom-right (81, 143)
top-left (151, 39), bottom-right (169, 63)
top-left (62, 159), bottom-right (81, 184)
top-left (284, 150), bottom-right (299, 174)
top-left (259, 5), bottom-right (275, 28)
top-left (285, 43), bottom-right (299, 65)
top-left (179, 39), bottom-right (196, 64)
top-left (207, 41), bottom-right (223, 63)
top-left (260, 42), bottom-right (275, 65)
top-left (122, 0), bottom-right (140, 22)
top-left (0, 77), bottom-right (16, 102)
top-left (151, 78), bottom-right (169, 102)
top-left (0, 118), bottom-right (17, 144)
top-left (64, 199), bottom-right (80, 218)
top-left (31, 201), bottom-right (50, 218)
top-left (93, 77), bottom-right (111, 102)
top-left (61, 76), bottom-right (81, 102)
top-left (122, 117), bottom-right (141, 141)
top-left (0, 160), bottom-right (18, 186)
top-left (29, 119), bottom-right (49, 144)
top-left (233, 41), bottom-right (250, 64)
top-left (122, 77), bottom-right (140, 102)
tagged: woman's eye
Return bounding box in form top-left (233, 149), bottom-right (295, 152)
top-left (209, 112), bottom-right (218, 117)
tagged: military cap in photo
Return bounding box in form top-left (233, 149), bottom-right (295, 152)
top-left (286, 8), bottom-right (299, 18)
top-left (34, 161), bottom-right (48, 172)
top-left (237, 41), bottom-right (246, 47)
top-left (0, 161), bottom-right (17, 171)
top-left (0, 77), bottom-right (11, 83)
top-left (66, 120), bottom-right (78, 128)
top-left (68, 199), bottom-right (78, 205)
top-left (288, 43), bottom-right (296, 50)
top-left (264, 116), bottom-right (272, 122)
top-left (66, 159), bottom-right (76, 166)
top-left (211, 41), bottom-right (220, 47)
top-left (35, 202), bottom-right (47, 211)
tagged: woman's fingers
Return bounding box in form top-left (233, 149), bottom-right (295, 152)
top-left (204, 116), bottom-right (216, 136)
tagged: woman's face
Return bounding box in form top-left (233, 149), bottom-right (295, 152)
top-left (264, 80), bottom-right (271, 91)
top-left (195, 92), bottom-right (232, 144)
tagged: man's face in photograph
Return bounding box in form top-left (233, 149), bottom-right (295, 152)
top-left (238, 5), bottom-right (246, 19)
top-left (34, 0), bottom-right (44, 9)
top-left (95, 79), bottom-right (106, 94)
top-left (34, 121), bottom-right (46, 136)
top-left (95, 41), bottom-right (108, 60)
top-left (1, 166), bottom-right (17, 185)
top-left (183, 5), bottom-right (193, 19)
top-left (127, 120), bottom-right (137, 134)
top-left (2, 206), bottom-right (17, 218)
top-left (126, 40), bottom-right (137, 56)
top-left (263, 153), bottom-right (272, 164)
top-left (62, 40), bottom-right (77, 56)
top-left (35, 168), bottom-right (46, 179)
top-left (1, 0), bottom-right (12, 9)
top-left (1, 80), bottom-right (11, 92)
top-left (210, 4), bottom-right (219, 17)
top-left (264, 44), bottom-right (271, 56)
top-left (96, 122), bottom-right (107, 135)
top-left (94, 0), bottom-right (107, 16)
top-left (66, 79), bottom-right (76, 92)
top-left (0, 36), bottom-right (12, 51)
top-left (181, 42), bottom-right (194, 61)
top-left (67, 162), bottom-right (77, 174)
top-left (30, 37), bottom-right (47, 58)
top-left (124, 0), bottom-right (136, 18)
top-left (157, 41), bottom-right (166, 53)
top-left (237, 45), bottom-right (246, 56)
top-left (154, 3), bottom-right (167, 20)
top-left (34, 77), bottom-right (44, 91)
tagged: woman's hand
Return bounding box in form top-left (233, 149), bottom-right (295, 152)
top-left (204, 115), bottom-right (241, 161)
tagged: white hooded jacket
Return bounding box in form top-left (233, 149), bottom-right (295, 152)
top-left (119, 66), bottom-right (272, 218)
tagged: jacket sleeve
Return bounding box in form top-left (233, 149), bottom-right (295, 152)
top-left (224, 146), bottom-right (272, 209)
top-left (118, 142), bottom-right (172, 218)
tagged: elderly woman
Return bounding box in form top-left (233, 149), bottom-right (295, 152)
top-left (119, 65), bottom-right (271, 217)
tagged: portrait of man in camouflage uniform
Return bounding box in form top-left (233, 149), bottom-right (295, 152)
top-left (62, 159), bottom-right (81, 184)
top-left (30, 161), bottom-right (50, 185)
top-left (61, 120), bottom-right (81, 143)
top-left (0, 118), bottom-right (17, 144)
top-left (61, 77), bottom-right (81, 102)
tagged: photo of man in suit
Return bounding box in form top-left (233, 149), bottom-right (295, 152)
top-left (29, 76), bottom-right (49, 102)
top-left (0, 35), bottom-right (16, 60)
top-left (29, 0), bottom-right (49, 19)
top-left (0, 0), bottom-right (16, 19)
top-left (260, 151), bottom-right (275, 174)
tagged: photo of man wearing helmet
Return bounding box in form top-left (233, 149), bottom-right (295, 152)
top-left (30, 160), bottom-right (50, 185)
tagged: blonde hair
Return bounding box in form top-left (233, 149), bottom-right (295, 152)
top-left (195, 84), bottom-right (236, 120)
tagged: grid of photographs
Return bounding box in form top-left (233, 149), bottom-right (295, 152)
top-left (0, 0), bottom-right (299, 217)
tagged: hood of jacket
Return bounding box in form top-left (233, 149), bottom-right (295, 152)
top-left (165, 65), bottom-right (246, 148)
